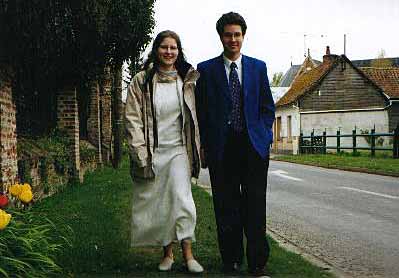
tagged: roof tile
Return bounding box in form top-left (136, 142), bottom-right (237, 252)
top-left (360, 67), bottom-right (399, 98)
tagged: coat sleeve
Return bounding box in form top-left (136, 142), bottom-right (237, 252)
top-left (195, 63), bottom-right (208, 150)
top-left (124, 74), bottom-right (148, 167)
top-left (260, 63), bottom-right (276, 130)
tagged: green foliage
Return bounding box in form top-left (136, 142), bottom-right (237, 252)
top-left (0, 0), bottom-right (156, 92)
top-left (360, 129), bottom-right (384, 146)
top-left (79, 141), bottom-right (98, 164)
top-left (271, 72), bottom-right (284, 87)
top-left (35, 130), bottom-right (72, 174)
top-left (0, 209), bottom-right (71, 278)
top-left (274, 153), bottom-right (399, 176)
top-left (17, 130), bottom-right (72, 183)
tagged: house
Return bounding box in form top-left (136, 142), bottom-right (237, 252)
top-left (273, 46), bottom-right (399, 154)
top-left (272, 54), bottom-right (321, 154)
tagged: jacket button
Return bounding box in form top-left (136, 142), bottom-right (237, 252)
top-left (227, 121), bottom-right (231, 125)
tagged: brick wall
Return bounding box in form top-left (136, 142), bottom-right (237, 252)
top-left (0, 80), bottom-right (18, 188)
top-left (100, 67), bottom-right (112, 163)
top-left (87, 79), bottom-right (102, 164)
top-left (57, 86), bottom-right (82, 181)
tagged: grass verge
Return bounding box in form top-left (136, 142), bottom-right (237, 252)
top-left (33, 157), bottom-right (333, 277)
top-left (273, 153), bottom-right (399, 177)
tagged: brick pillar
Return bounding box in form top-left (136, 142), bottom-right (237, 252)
top-left (0, 80), bottom-right (18, 189)
top-left (87, 80), bottom-right (102, 164)
top-left (57, 86), bottom-right (82, 182)
top-left (100, 67), bottom-right (112, 163)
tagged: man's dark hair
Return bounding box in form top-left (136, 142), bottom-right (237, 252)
top-left (216, 12), bottom-right (247, 37)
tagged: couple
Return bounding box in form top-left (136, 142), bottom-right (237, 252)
top-left (125, 12), bottom-right (275, 277)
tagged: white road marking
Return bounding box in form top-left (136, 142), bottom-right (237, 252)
top-left (339, 187), bottom-right (399, 200)
top-left (270, 170), bottom-right (303, 181)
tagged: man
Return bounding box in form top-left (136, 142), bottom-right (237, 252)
top-left (195, 12), bottom-right (275, 277)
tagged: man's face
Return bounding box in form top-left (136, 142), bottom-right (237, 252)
top-left (221, 24), bottom-right (244, 59)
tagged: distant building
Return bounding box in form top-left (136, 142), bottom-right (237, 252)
top-left (273, 46), bottom-right (399, 154)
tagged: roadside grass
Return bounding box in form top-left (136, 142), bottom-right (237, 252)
top-left (33, 157), bottom-right (333, 277)
top-left (273, 152), bottom-right (399, 177)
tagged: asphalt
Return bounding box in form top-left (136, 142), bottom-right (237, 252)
top-left (195, 167), bottom-right (343, 278)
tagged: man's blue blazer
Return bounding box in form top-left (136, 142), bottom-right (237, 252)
top-left (196, 54), bottom-right (275, 163)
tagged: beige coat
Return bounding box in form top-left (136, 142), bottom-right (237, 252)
top-left (125, 67), bottom-right (201, 179)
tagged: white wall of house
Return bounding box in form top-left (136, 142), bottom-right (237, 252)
top-left (274, 105), bottom-right (300, 154)
top-left (300, 109), bottom-right (390, 148)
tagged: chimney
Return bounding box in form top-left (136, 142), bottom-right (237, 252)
top-left (323, 45), bottom-right (335, 63)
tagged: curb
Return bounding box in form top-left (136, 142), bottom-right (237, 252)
top-left (266, 227), bottom-right (351, 278)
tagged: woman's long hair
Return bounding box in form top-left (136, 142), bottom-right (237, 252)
top-left (143, 30), bottom-right (191, 85)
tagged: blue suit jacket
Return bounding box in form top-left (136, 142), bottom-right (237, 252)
top-left (195, 54), bottom-right (275, 163)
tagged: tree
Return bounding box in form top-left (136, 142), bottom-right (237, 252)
top-left (0, 0), bottom-right (156, 165)
top-left (271, 72), bottom-right (283, 87)
top-left (371, 49), bottom-right (393, 68)
top-left (105, 0), bottom-right (155, 168)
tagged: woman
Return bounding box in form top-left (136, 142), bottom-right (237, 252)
top-left (125, 30), bottom-right (203, 273)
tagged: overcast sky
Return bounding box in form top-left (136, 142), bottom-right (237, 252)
top-left (150, 0), bottom-right (399, 76)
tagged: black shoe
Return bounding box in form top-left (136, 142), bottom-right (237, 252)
top-left (248, 267), bottom-right (270, 277)
top-left (222, 262), bottom-right (241, 274)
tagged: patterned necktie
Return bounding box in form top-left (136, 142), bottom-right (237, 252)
top-left (229, 62), bottom-right (244, 132)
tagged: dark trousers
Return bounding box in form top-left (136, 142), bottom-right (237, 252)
top-left (208, 130), bottom-right (270, 270)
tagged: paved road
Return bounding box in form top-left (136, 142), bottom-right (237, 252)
top-left (197, 161), bottom-right (399, 278)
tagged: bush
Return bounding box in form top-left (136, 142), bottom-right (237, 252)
top-left (0, 209), bottom-right (71, 278)
top-left (79, 141), bottom-right (98, 165)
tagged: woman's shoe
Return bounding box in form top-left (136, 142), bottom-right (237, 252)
top-left (158, 256), bottom-right (174, 271)
top-left (186, 259), bottom-right (204, 273)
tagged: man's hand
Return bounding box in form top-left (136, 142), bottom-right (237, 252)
top-left (200, 148), bottom-right (208, 169)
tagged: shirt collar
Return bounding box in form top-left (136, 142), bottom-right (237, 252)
top-left (223, 54), bottom-right (242, 68)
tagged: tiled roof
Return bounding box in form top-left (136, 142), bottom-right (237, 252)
top-left (279, 65), bottom-right (300, 87)
top-left (360, 67), bottom-right (399, 99)
top-left (279, 58), bottom-right (322, 87)
top-left (276, 59), bottom-right (336, 107)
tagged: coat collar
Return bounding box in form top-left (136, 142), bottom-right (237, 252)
top-left (184, 66), bottom-right (200, 83)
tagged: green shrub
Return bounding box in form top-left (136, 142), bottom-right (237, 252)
top-left (0, 209), bottom-right (71, 278)
top-left (79, 141), bottom-right (97, 164)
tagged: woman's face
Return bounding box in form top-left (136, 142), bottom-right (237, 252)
top-left (157, 37), bottom-right (179, 70)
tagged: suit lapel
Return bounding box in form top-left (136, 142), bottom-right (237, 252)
top-left (215, 55), bottom-right (230, 102)
top-left (242, 55), bottom-right (251, 100)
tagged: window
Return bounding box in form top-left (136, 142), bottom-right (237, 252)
top-left (276, 117), bottom-right (282, 141)
top-left (287, 115), bottom-right (292, 141)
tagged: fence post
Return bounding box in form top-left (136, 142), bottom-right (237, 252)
top-left (337, 129), bottom-right (341, 153)
top-left (299, 132), bottom-right (303, 154)
top-left (322, 130), bottom-right (327, 154)
top-left (393, 124), bottom-right (399, 159)
top-left (352, 128), bottom-right (357, 155)
top-left (311, 129), bottom-right (315, 154)
top-left (371, 127), bottom-right (376, 157)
